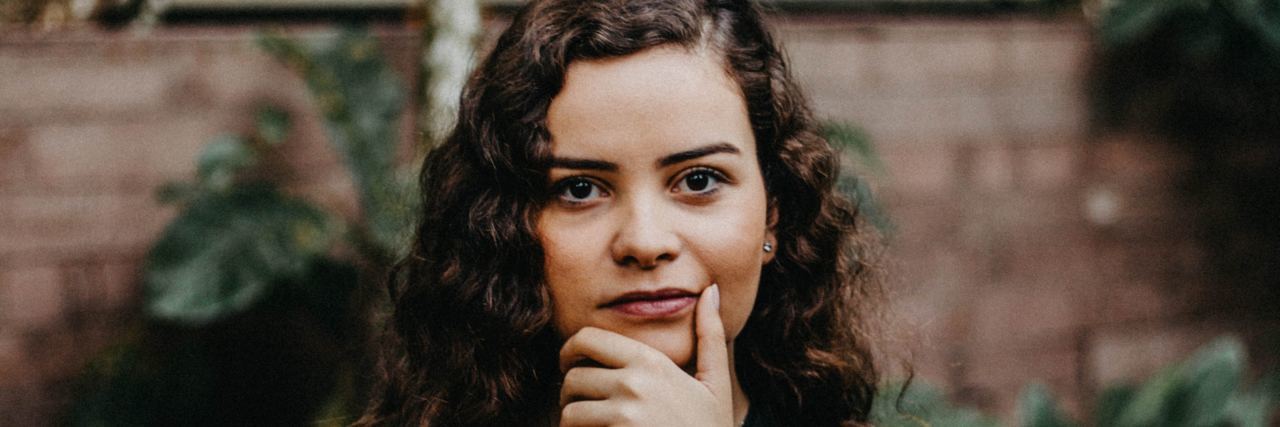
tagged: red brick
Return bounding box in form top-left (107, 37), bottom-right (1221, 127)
top-left (24, 326), bottom-right (81, 382)
top-left (196, 48), bottom-right (311, 109)
top-left (1000, 31), bottom-right (1089, 78)
top-left (885, 198), bottom-right (962, 246)
top-left (0, 335), bottom-right (27, 387)
top-left (1022, 143), bottom-right (1080, 192)
top-left (880, 144), bottom-right (959, 197)
top-left (964, 347), bottom-right (1082, 420)
top-left (875, 37), bottom-right (999, 96)
top-left (0, 266), bottom-right (65, 328)
top-left (266, 111), bottom-right (348, 173)
top-left (991, 236), bottom-right (1097, 290)
top-left (994, 92), bottom-right (1086, 137)
top-left (101, 261), bottom-right (140, 309)
top-left (0, 192), bottom-right (172, 257)
top-left (864, 96), bottom-right (1004, 145)
top-left (290, 172), bottom-right (360, 223)
top-left (955, 196), bottom-right (1085, 252)
top-left (0, 127), bottom-right (33, 184)
top-left (887, 248), bottom-right (986, 333)
top-left (26, 115), bottom-right (222, 183)
top-left (0, 56), bottom-right (176, 117)
top-left (1083, 279), bottom-right (1186, 326)
top-left (785, 33), bottom-right (877, 97)
top-left (1088, 133), bottom-right (1192, 190)
top-left (969, 280), bottom-right (1079, 348)
top-left (970, 143), bottom-right (1017, 192)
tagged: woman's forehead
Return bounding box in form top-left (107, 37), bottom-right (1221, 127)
top-left (546, 46), bottom-right (755, 162)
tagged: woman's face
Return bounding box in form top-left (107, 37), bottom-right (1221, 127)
top-left (539, 46), bottom-right (775, 368)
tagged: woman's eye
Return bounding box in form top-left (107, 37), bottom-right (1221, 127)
top-left (675, 169), bottom-right (723, 194)
top-left (557, 179), bottom-right (606, 203)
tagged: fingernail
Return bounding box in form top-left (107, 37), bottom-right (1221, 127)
top-left (709, 284), bottom-right (720, 310)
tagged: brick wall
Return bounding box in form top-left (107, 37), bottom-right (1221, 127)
top-left (0, 14), bottom-right (1274, 424)
top-left (0, 26), bottom-right (422, 423)
top-left (774, 15), bottom-right (1280, 420)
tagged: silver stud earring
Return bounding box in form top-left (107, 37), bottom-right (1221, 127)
top-left (763, 242), bottom-right (773, 253)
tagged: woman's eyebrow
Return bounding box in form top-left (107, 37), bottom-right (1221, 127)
top-left (656, 142), bottom-right (741, 168)
top-left (549, 157), bottom-right (618, 171)
top-left (548, 142), bottom-right (741, 171)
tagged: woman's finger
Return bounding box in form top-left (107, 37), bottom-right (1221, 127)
top-left (559, 326), bottom-right (666, 372)
top-left (694, 284), bottom-right (732, 399)
top-left (559, 366), bottom-right (619, 407)
top-left (559, 400), bottom-right (620, 427)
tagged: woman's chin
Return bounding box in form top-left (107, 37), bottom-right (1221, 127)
top-left (620, 325), bottom-right (695, 368)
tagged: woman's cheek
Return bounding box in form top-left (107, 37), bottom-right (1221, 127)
top-left (701, 233), bottom-right (765, 339)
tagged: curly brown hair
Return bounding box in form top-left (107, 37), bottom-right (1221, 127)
top-left (356, 0), bottom-right (883, 425)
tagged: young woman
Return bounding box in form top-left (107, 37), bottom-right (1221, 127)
top-left (357, 0), bottom-right (884, 425)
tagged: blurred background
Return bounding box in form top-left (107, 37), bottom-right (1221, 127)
top-left (2, 0), bottom-right (1278, 425)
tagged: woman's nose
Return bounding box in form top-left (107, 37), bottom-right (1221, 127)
top-left (609, 195), bottom-right (680, 269)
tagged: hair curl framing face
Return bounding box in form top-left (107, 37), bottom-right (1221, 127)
top-left (357, 1), bottom-right (883, 425)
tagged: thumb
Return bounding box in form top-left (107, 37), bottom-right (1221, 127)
top-left (694, 284), bottom-right (732, 399)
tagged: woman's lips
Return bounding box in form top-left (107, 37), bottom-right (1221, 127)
top-left (602, 288), bottom-right (698, 318)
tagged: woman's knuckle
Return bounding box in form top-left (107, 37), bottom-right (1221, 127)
top-left (617, 403), bottom-right (641, 424)
top-left (618, 372), bottom-right (646, 395)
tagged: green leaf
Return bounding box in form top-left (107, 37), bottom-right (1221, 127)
top-left (143, 185), bottom-right (339, 325)
top-left (872, 382), bottom-right (1000, 427)
top-left (258, 27), bottom-right (413, 260)
top-left (1112, 336), bottom-right (1248, 427)
top-left (1114, 366), bottom-right (1183, 427)
top-left (255, 106), bottom-right (291, 147)
top-left (823, 121), bottom-right (893, 235)
top-left (1096, 385), bottom-right (1137, 427)
top-left (823, 121), bottom-right (883, 174)
top-left (196, 134), bottom-right (257, 193)
top-left (1019, 383), bottom-right (1078, 427)
top-left (1181, 337), bottom-right (1245, 427)
top-left (1100, 0), bottom-right (1209, 49)
top-left (1222, 371), bottom-right (1280, 427)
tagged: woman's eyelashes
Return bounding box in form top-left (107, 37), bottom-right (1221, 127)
top-left (672, 167), bottom-right (729, 196)
top-left (550, 166), bottom-right (732, 206)
top-left (554, 177), bottom-right (609, 205)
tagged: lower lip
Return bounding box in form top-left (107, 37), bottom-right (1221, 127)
top-left (609, 296), bottom-right (697, 318)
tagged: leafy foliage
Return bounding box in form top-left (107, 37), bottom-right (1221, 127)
top-left (1020, 384), bottom-right (1078, 427)
top-left (146, 184), bottom-right (338, 324)
top-left (872, 381), bottom-right (1001, 427)
top-left (258, 28), bottom-right (417, 261)
top-left (1016, 337), bottom-right (1279, 427)
top-left (1092, 0), bottom-right (1280, 140)
top-left (70, 27), bottom-right (415, 426)
top-left (873, 337), bottom-right (1277, 427)
top-left (144, 110), bottom-right (342, 325)
top-left (822, 121), bottom-right (893, 235)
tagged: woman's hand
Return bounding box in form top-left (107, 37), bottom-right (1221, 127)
top-left (558, 285), bottom-right (734, 427)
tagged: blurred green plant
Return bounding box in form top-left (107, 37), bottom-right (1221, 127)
top-left (1020, 337), bottom-right (1279, 427)
top-left (823, 121), bottom-right (893, 235)
top-left (143, 27), bottom-right (414, 326)
top-left (1092, 0), bottom-right (1280, 140)
top-left (872, 381), bottom-right (1001, 427)
top-left (67, 27), bottom-right (413, 425)
top-left (257, 28), bottom-right (417, 265)
top-left (871, 337), bottom-right (1279, 427)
